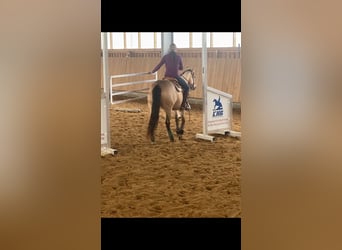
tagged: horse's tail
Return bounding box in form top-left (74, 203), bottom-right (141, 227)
top-left (147, 84), bottom-right (161, 140)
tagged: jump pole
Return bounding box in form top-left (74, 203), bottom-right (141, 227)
top-left (101, 32), bottom-right (117, 156)
top-left (195, 32), bottom-right (241, 142)
top-left (195, 33), bottom-right (215, 142)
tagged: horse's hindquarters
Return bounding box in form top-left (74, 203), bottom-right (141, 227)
top-left (159, 81), bottom-right (183, 110)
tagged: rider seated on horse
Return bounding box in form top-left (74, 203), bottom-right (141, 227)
top-left (149, 43), bottom-right (191, 110)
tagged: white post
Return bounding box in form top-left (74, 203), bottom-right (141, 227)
top-left (202, 32), bottom-right (208, 136)
top-left (161, 32), bottom-right (173, 56)
top-left (196, 32), bottom-right (216, 142)
top-left (101, 32), bottom-right (117, 156)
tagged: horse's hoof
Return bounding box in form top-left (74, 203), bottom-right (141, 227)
top-left (176, 129), bottom-right (184, 135)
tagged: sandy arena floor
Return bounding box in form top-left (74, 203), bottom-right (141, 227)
top-left (101, 98), bottom-right (241, 217)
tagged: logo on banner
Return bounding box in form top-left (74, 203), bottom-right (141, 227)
top-left (212, 96), bottom-right (223, 117)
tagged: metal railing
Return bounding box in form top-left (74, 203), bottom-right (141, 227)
top-left (110, 72), bottom-right (158, 105)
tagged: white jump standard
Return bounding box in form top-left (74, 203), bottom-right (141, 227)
top-left (101, 32), bottom-right (117, 156)
top-left (196, 32), bottom-right (241, 142)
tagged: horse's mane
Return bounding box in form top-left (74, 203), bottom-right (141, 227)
top-left (182, 68), bottom-right (193, 74)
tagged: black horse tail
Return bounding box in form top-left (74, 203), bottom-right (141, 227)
top-left (147, 84), bottom-right (161, 140)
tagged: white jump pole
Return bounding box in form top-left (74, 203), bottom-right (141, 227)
top-left (196, 33), bottom-right (216, 142)
top-left (101, 32), bottom-right (117, 156)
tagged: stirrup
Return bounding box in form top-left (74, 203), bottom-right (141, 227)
top-left (182, 101), bottom-right (191, 111)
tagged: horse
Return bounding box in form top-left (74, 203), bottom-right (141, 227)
top-left (147, 68), bottom-right (196, 143)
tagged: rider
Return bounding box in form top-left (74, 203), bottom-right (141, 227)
top-left (149, 43), bottom-right (191, 110)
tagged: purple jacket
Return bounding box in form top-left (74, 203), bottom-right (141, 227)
top-left (151, 52), bottom-right (184, 78)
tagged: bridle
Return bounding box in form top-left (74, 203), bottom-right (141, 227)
top-left (180, 69), bottom-right (196, 90)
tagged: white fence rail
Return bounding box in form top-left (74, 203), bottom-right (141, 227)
top-left (110, 72), bottom-right (158, 105)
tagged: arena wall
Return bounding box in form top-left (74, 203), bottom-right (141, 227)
top-left (101, 47), bottom-right (241, 103)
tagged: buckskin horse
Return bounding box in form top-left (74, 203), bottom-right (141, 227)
top-left (147, 68), bottom-right (196, 143)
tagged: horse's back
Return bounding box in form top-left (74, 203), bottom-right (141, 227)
top-left (151, 79), bottom-right (182, 111)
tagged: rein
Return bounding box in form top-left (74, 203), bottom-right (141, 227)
top-left (180, 69), bottom-right (195, 90)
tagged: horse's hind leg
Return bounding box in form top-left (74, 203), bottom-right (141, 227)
top-left (165, 113), bottom-right (175, 142)
top-left (175, 111), bottom-right (185, 140)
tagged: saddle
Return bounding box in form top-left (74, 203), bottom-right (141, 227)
top-left (163, 77), bottom-right (183, 92)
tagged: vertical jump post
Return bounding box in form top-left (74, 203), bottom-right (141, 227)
top-left (196, 33), bottom-right (215, 142)
top-left (101, 32), bottom-right (117, 156)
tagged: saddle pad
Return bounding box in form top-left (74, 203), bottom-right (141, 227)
top-left (163, 77), bottom-right (182, 92)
